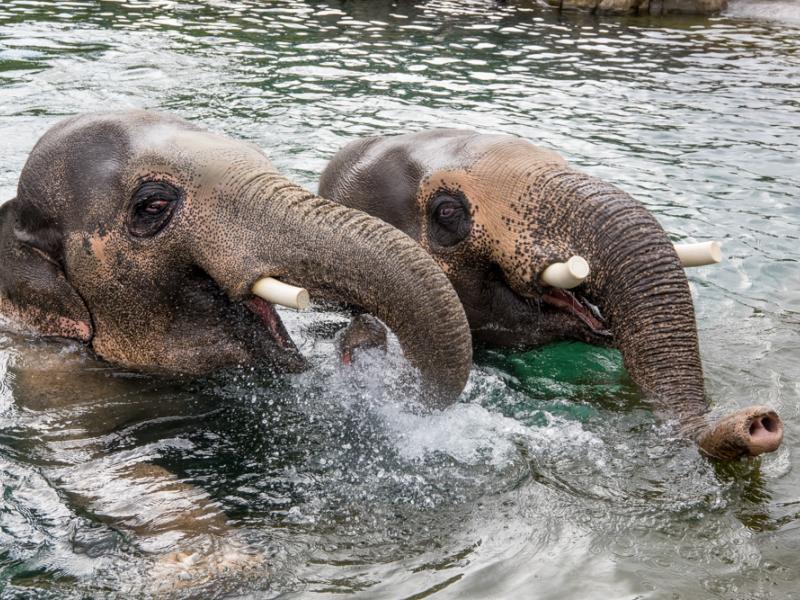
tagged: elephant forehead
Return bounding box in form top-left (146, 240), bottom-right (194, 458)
top-left (132, 126), bottom-right (268, 164)
top-left (126, 128), bottom-right (273, 192)
top-left (470, 140), bottom-right (567, 194)
top-left (466, 141), bottom-right (569, 234)
top-left (25, 111), bottom-right (272, 206)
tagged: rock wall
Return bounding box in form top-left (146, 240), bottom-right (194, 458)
top-left (542, 0), bottom-right (728, 15)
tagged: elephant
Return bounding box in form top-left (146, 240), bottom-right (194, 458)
top-left (318, 129), bottom-right (784, 461)
top-left (0, 111), bottom-right (474, 404)
top-left (0, 112), bottom-right (477, 588)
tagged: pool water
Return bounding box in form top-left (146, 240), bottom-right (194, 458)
top-left (1, 1), bottom-right (798, 598)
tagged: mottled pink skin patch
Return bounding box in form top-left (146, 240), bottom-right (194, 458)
top-left (0, 297), bottom-right (92, 342)
top-left (57, 316), bottom-right (92, 342)
top-left (89, 234), bottom-right (110, 266)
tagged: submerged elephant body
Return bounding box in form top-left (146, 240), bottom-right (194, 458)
top-left (319, 129), bottom-right (783, 460)
top-left (0, 112), bottom-right (472, 403)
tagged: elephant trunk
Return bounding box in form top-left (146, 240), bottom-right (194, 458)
top-left (192, 168), bottom-right (472, 406)
top-left (539, 170), bottom-right (782, 459)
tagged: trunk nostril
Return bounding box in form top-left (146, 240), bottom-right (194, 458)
top-left (701, 406), bottom-right (783, 459)
top-left (749, 415), bottom-right (778, 437)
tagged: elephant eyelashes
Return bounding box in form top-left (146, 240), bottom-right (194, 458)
top-left (429, 192), bottom-right (471, 248)
top-left (128, 181), bottom-right (181, 238)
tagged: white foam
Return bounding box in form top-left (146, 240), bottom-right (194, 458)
top-left (379, 401), bottom-right (531, 466)
top-left (279, 308), bottom-right (608, 473)
top-left (303, 347), bottom-right (604, 468)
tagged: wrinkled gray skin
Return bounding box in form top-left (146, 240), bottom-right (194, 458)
top-left (0, 112), bottom-right (473, 404)
top-left (319, 129), bottom-right (784, 460)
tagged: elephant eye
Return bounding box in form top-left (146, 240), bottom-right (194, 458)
top-left (429, 191), bottom-right (471, 248)
top-left (436, 204), bottom-right (457, 221)
top-left (143, 199), bottom-right (170, 214)
top-left (128, 181), bottom-right (182, 238)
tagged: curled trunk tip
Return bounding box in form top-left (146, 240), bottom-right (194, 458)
top-left (697, 406), bottom-right (783, 460)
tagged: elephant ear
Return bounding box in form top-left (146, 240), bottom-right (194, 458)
top-left (0, 199), bottom-right (92, 342)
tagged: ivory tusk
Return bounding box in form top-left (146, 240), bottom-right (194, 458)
top-left (674, 241), bottom-right (722, 267)
top-left (251, 277), bottom-right (310, 310)
top-left (540, 255), bottom-right (590, 289)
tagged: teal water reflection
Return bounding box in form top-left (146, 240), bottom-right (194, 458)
top-left (1, 1), bottom-right (798, 598)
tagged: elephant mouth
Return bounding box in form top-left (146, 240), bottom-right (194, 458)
top-left (542, 288), bottom-right (611, 336)
top-left (470, 266), bottom-right (613, 347)
top-left (179, 268), bottom-right (303, 369)
top-left (245, 296), bottom-right (296, 350)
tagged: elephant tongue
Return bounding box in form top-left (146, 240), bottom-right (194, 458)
top-left (543, 289), bottom-right (610, 335)
top-left (245, 297), bottom-right (294, 350)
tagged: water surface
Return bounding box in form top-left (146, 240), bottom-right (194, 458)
top-left (1, 1), bottom-right (799, 598)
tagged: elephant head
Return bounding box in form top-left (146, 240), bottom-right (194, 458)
top-left (319, 129), bottom-right (783, 459)
top-left (0, 112), bottom-right (473, 404)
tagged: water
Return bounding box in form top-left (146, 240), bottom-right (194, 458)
top-left (1, 1), bottom-right (799, 598)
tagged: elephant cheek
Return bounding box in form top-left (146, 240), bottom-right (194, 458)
top-left (89, 233), bottom-right (112, 267)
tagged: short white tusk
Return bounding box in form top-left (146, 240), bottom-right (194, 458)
top-left (540, 255), bottom-right (590, 289)
top-left (674, 241), bottom-right (722, 267)
top-left (251, 277), bottom-right (310, 310)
